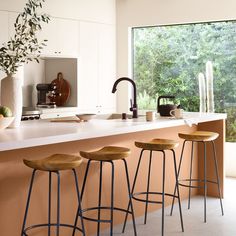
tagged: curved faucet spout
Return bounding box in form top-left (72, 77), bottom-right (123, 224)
top-left (112, 77), bottom-right (138, 118)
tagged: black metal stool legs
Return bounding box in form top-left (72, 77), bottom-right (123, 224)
top-left (56, 171), bottom-right (60, 236)
top-left (73, 159), bottom-right (91, 235)
top-left (123, 148), bottom-right (183, 236)
top-left (21, 170), bottom-right (61, 236)
top-left (188, 141), bottom-right (194, 209)
top-left (170, 139), bottom-right (224, 223)
top-left (48, 171), bottom-right (52, 236)
top-left (22, 169), bottom-right (85, 236)
top-left (211, 141), bottom-right (224, 216)
top-left (21, 169), bottom-right (37, 236)
top-left (203, 142), bottom-right (207, 223)
top-left (72, 169), bottom-right (85, 236)
top-left (81, 159), bottom-right (91, 200)
top-left (144, 150), bottom-right (153, 224)
top-left (170, 140), bottom-right (186, 215)
top-left (122, 159), bottom-right (137, 236)
top-left (171, 150), bottom-right (184, 232)
top-left (122, 149), bottom-right (144, 233)
top-left (161, 151), bottom-right (166, 236)
top-left (110, 161), bottom-right (115, 236)
top-left (78, 159), bottom-right (136, 236)
top-left (98, 161), bottom-right (103, 236)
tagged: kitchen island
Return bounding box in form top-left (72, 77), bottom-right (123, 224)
top-left (0, 112), bottom-right (226, 235)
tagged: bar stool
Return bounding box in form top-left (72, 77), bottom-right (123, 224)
top-left (74, 146), bottom-right (137, 236)
top-left (21, 154), bottom-right (85, 236)
top-left (170, 131), bottom-right (224, 222)
top-left (123, 139), bottom-right (184, 236)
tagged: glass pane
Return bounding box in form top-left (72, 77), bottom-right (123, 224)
top-left (133, 21), bottom-right (236, 141)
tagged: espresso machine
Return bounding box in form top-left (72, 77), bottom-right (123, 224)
top-left (36, 83), bottom-right (57, 108)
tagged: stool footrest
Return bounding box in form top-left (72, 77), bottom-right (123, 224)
top-left (81, 206), bottom-right (133, 223)
top-left (132, 191), bottom-right (179, 204)
top-left (179, 179), bottom-right (218, 189)
top-left (22, 223), bottom-right (83, 235)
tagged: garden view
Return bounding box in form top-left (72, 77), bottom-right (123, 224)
top-left (133, 21), bottom-right (236, 141)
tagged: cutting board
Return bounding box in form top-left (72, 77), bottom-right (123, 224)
top-left (49, 72), bottom-right (70, 106)
top-left (51, 119), bottom-right (82, 123)
top-left (50, 116), bottom-right (82, 123)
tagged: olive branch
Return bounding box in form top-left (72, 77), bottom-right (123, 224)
top-left (0, 0), bottom-right (50, 75)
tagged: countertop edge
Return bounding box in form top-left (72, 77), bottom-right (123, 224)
top-left (0, 112), bottom-right (227, 151)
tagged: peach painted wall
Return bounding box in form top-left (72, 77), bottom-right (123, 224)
top-left (0, 124), bottom-right (198, 236)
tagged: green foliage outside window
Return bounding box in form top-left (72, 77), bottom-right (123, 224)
top-left (133, 21), bottom-right (236, 141)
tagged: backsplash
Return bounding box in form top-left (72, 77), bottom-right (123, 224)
top-left (23, 57), bottom-right (78, 108)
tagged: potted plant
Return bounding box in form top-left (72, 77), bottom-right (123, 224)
top-left (0, 0), bottom-right (50, 127)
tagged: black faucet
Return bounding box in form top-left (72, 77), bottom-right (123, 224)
top-left (112, 77), bottom-right (138, 118)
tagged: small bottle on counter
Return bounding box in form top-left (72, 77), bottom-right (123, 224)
top-left (122, 113), bottom-right (127, 120)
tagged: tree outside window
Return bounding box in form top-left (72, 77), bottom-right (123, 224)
top-left (133, 21), bottom-right (236, 141)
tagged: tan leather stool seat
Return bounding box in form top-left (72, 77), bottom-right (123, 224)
top-left (23, 154), bottom-right (83, 171)
top-left (178, 131), bottom-right (219, 142)
top-left (80, 146), bottom-right (130, 161)
top-left (135, 138), bottom-right (179, 151)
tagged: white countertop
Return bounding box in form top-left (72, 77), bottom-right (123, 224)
top-left (0, 112), bottom-right (226, 151)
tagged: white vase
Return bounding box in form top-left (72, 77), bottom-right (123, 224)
top-left (1, 74), bottom-right (23, 128)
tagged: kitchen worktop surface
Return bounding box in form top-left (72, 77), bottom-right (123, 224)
top-left (0, 112), bottom-right (226, 151)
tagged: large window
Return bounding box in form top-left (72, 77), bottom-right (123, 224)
top-left (132, 21), bottom-right (236, 141)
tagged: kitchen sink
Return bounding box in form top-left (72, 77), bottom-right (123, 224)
top-left (95, 113), bottom-right (144, 120)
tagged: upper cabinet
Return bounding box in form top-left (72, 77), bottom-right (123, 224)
top-left (78, 22), bottom-right (116, 114)
top-left (40, 18), bottom-right (79, 57)
top-left (8, 13), bottom-right (79, 58)
top-left (39, 17), bottom-right (79, 57)
top-left (97, 24), bottom-right (116, 113)
top-left (78, 22), bottom-right (99, 112)
top-left (0, 11), bottom-right (8, 47)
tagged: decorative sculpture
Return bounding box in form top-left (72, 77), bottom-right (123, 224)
top-left (198, 61), bottom-right (215, 113)
top-left (206, 61), bottom-right (215, 113)
top-left (198, 72), bottom-right (206, 113)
